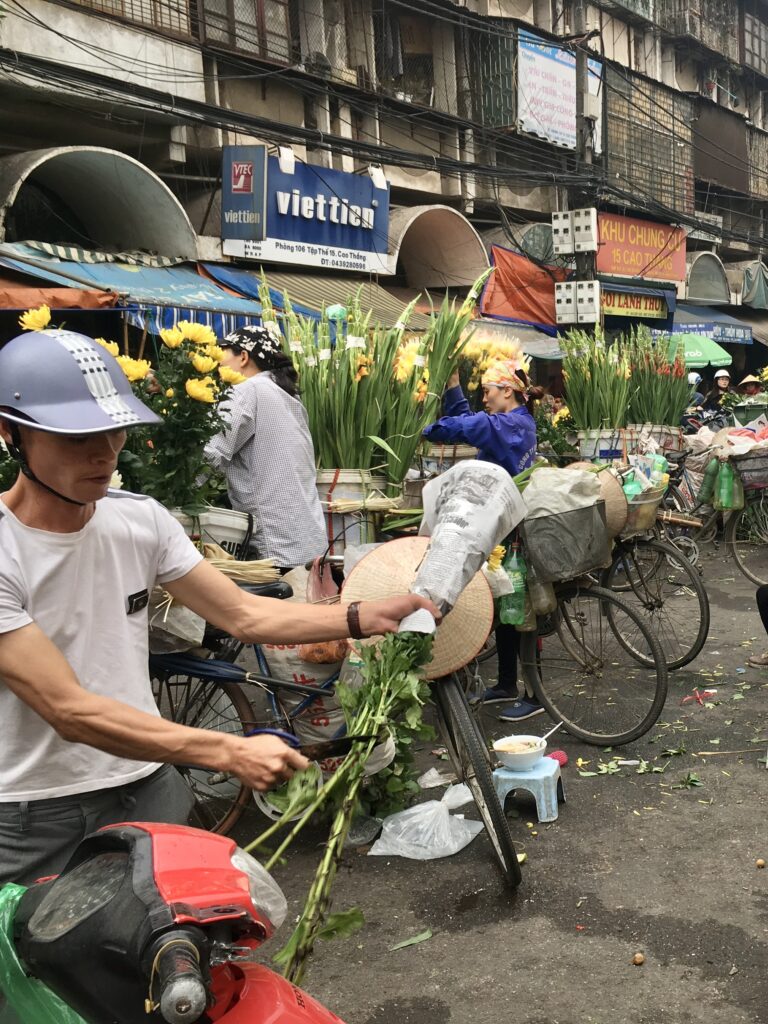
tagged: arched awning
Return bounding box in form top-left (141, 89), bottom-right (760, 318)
top-left (388, 205), bottom-right (489, 289)
top-left (0, 147), bottom-right (197, 259)
top-left (686, 251), bottom-right (730, 305)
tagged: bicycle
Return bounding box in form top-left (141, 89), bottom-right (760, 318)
top-left (517, 582), bottom-right (668, 746)
top-left (150, 582), bottom-right (523, 887)
top-left (600, 534), bottom-right (710, 670)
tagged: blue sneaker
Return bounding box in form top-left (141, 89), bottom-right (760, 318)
top-left (497, 700), bottom-right (545, 722)
top-left (471, 685), bottom-right (519, 706)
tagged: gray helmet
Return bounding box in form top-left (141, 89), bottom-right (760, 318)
top-left (0, 330), bottom-right (161, 434)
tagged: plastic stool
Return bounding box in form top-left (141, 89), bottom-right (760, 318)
top-left (492, 757), bottom-right (565, 823)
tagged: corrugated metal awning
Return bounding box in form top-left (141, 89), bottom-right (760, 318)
top-left (203, 264), bottom-right (432, 330)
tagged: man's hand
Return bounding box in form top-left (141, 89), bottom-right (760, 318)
top-left (357, 594), bottom-right (441, 637)
top-left (229, 734), bottom-right (309, 791)
top-left (447, 371), bottom-right (461, 389)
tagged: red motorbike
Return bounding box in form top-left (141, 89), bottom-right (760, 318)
top-left (10, 822), bottom-right (346, 1024)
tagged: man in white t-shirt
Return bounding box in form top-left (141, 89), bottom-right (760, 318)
top-left (0, 330), bottom-right (437, 886)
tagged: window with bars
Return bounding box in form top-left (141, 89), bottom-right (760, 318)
top-left (745, 6), bottom-right (768, 78)
top-left (198, 0), bottom-right (292, 61)
top-left (70, 0), bottom-right (192, 36)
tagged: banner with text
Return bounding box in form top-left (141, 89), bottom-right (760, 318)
top-left (601, 290), bottom-right (668, 318)
top-left (221, 145), bottom-right (268, 243)
top-left (221, 151), bottom-right (391, 273)
top-left (517, 30), bottom-right (603, 153)
top-left (597, 213), bottom-right (686, 282)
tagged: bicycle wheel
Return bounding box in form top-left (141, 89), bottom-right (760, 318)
top-left (151, 673), bottom-right (255, 834)
top-left (432, 674), bottom-right (522, 888)
top-left (601, 538), bottom-right (709, 670)
top-left (727, 493), bottom-right (768, 586)
top-left (519, 585), bottom-right (668, 746)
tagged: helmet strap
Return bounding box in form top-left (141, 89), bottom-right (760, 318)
top-left (7, 424), bottom-right (87, 508)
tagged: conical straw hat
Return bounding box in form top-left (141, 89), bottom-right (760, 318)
top-left (342, 536), bottom-right (494, 680)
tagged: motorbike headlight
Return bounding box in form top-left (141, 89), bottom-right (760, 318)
top-left (230, 848), bottom-right (288, 930)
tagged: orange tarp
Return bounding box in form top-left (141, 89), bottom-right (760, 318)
top-left (0, 274), bottom-right (118, 310)
top-left (481, 246), bottom-right (567, 328)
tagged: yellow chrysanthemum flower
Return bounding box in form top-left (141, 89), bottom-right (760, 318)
top-left (177, 320), bottom-right (217, 347)
top-left (487, 545), bottom-right (505, 573)
top-left (165, 388), bottom-right (175, 398)
top-left (19, 305), bottom-right (51, 332)
top-left (218, 365), bottom-right (247, 385)
top-left (116, 355), bottom-right (152, 382)
top-left (160, 328), bottom-right (184, 349)
top-left (552, 406), bottom-right (571, 425)
top-left (94, 337), bottom-right (120, 357)
top-left (204, 344), bottom-right (226, 364)
top-left (185, 376), bottom-right (217, 403)
top-left (191, 353), bottom-right (217, 374)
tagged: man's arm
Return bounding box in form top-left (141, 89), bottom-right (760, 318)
top-left (0, 623), bottom-right (308, 790)
top-left (164, 559), bottom-right (439, 643)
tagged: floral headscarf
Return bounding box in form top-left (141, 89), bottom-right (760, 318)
top-left (481, 358), bottom-right (526, 392)
top-left (222, 323), bottom-right (283, 367)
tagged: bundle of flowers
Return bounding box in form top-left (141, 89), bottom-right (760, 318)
top-left (624, 326), bottom-right (689, 426)
top-left (460, 326), bottom-right (531, 393)
top-left (560, 326), bottom-right (632, 431)
top-left (257, 268), bottom-right (492, 484)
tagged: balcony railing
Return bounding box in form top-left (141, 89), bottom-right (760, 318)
top-left (69, 0), bottom-right (192, 38)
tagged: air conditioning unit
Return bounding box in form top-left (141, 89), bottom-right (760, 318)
top-left (555, 281), bottom-right (577, 324)
top-left (552, 211), bottom-right (574, 255)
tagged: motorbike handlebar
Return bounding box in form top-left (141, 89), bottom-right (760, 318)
top-left (153, 939), bottom-right (208, 1024)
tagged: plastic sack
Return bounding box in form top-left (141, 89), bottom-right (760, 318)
top-left (520, 501), bottom-right (612, 583)
top-left (148, 589), bottom-right (206, 654)
top-left (0, 884), bottom-right (86, 1024)
top-left (367, 783), bottom-right (483, 860)
top-left (523, 467), bottom-right (600, 520)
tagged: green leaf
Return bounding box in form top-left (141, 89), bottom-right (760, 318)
top-left (368, 434), bottom-right (401, 462)
top-left (316, 908), bottom-right (365, 942)
top-left (389, 929), bottom-right (433, 951)
top-left (578, 770), bottom-right (598, 777)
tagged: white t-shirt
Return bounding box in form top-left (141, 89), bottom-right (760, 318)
top-left (0, 491), bottom-right (203, 801)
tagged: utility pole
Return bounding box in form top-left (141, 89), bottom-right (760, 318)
top-left (572, 0), bottom-right (598, 321)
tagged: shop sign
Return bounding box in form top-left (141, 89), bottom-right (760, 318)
top-left (517, 30), bottom-right (603, 154)
top-left (601, 290), bottom-right (668, 318)
top-left (221, 145), bottom-right (268, 242)
top-left (597, 213), bottom-right (686, 282)
top-left (221, 148), bottom-right (391, 273)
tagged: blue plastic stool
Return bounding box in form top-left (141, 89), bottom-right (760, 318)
top-left (492, 757), bottom-right (565, 823)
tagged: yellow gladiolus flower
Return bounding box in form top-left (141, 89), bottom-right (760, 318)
top-left (185, 376), bottom-right (217, 403)
top-left (19, 304), bottom-right (51, 331)
top-left (177, 320), bottom-right (217, 347)
top-left (393, 339), bottom-right (422, 383)
top-left (94, 337), bottom-right (120, 357)
top-left (487, 545), bottom-right (505, 573)
top-left (116, 355), bottom-right (152, 382)
top-left (191, 353), bottom-right (217, 374)
top-left (218, 365), bottom-right (247, 385)
top-left (160, 328), bottom-right (184, 349)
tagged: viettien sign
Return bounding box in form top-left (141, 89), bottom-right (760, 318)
top-left (601, 290), bottom-right (668, 318)
top-left (597, 213), bottom-right (686, 283)
top-left (221, 146), bottom-right (268, 241)
top-left (221, 147), bottom-right (391, 274)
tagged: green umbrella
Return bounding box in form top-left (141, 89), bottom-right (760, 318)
top-left (668, 333), bottom-right (732, 369)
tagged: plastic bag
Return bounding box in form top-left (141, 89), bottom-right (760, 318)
top-left (0, 884), bottom-right (86, 1024)
top-left (523, 467), bottom-right (600, 519)
top-left (367, 784), bottom-right (484, 860)
top-left (148, 589), bottom-right (206, 654)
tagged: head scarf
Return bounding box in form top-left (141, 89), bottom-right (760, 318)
top-left (222, 323), bottom-right (283, 367)
top-left (481, 358), bottom-right (526, 391)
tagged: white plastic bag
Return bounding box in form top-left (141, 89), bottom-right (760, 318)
top-left (523, 467), bottom-right (600, 520)
top-left (367, 783), bottom-right (483, 860)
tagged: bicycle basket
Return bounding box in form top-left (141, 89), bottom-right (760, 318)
top-left (621, 487), bottom-right (666, 538)
top-left (731, 449), bottom-right (768, 490)
top-left (520, 500), bottom-right (612, 583)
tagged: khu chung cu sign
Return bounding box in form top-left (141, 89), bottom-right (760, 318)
top-left (221, 147), bottom-right (391, 273)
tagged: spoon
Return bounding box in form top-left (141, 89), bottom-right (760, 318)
top-left (539, 721), bottom-right (563, 743)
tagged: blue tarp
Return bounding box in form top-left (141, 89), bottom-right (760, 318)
top-left (0, 246), bottom-right (264, 337)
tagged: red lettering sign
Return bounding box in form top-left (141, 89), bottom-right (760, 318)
top-left (597, 213), bottom-right (686, 282)
top-left (231, 161), bottom-right (253, 194)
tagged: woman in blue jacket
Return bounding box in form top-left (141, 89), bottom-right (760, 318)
top-left (422, 358), bottom-right (544, 722)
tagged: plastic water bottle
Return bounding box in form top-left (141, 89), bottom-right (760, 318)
top-left (498, 544), bottom-right (526, 626)
top-left (697, 457), bottom-right (719, 504)
top-left (527, 563), bottom-right (557, 616)
top-left (716, 461), bottom-right (734, 510)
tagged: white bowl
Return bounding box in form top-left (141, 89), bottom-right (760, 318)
top-left (493, 734), bottom-right (547, 771)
